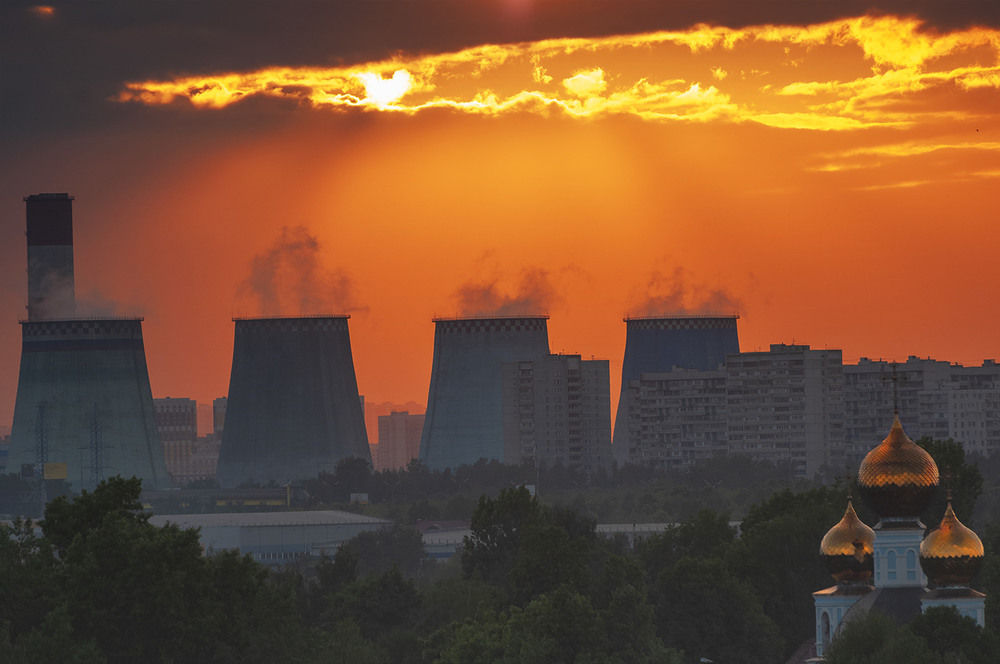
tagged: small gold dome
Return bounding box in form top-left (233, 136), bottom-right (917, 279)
top-left (920, 501), bottom-right (985, 587)
top-left (857, 415), bottom-right (939, 518)
top-left (820, 498), bottom-right (874, 584)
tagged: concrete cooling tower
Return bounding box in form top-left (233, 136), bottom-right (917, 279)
top-left (419, 316), bottom-right (550, 470)
top-left (7, 318), bottom-right (169, 492)
top-left (216, 316), bottom-right (370, 487)
top-left (612, 315), bottom-right (740, 458)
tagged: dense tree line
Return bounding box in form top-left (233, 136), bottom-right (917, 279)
top-left (3, 437), bottom-right (998, 662)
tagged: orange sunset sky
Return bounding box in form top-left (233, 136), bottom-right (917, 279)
top-left (1, 1), bottom-right (998, 436)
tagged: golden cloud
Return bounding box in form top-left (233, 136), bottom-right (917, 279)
top-left (117, 15), bottom-right (1000, 132)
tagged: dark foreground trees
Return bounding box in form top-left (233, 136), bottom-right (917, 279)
top-left (5, 472), bottom-right (997, 663)
top-left (0, 477), bottom-right (313, 664)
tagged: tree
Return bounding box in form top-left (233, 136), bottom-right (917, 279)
top-left (916, 437), bottom-right (983, 524)
top-left (653, 556), bottom-right (784, 664)
top-left (501, 586), bottom-right (606, 664)
top-left (339, 523), bottom-right (425, 578)
top-left (731, 486), bottom-right (847, 657)
top-left (909, 606), bottom-right (1000, 664)
top-left (462, 486), bottom-right (541, 587)
top-left (637, 508), bottom-right (736, 578)
top-left (40, 476), bottom-right (147, 556)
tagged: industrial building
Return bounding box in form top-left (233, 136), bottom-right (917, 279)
top-left (419, 316), bottom-right (550, 470)
top-left (612, 315), bottom-right (740, 462)
top-left (216, 315), bottom-right (370, 487)
top-left (149, 511), bottom-right (390, 565)
top-left (7, 194), bottom-right (168, 494)
top-left (501, 353), bottom-right (613, 473)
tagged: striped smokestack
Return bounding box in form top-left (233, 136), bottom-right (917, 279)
top-left (216, 316), bottom-right (370, 487)
top-left (613, 315), bottom-right (740, 461)
top-left (419, 316), bottom-right (550, 470)
top-left (25, 193), bottom-right (76, 320)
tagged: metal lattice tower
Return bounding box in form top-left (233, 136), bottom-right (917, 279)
top-left (35, 402), bottom-right (48, 470)
top-left (90, 404), bottom-right (104, 486)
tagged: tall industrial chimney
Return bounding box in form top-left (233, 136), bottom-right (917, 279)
top-left (25, 193), bottom-right (75, 320)
top-left (216, 316), bottom-right (370, 487)
top-left (419, 316), bottom-right (550, 470)
top-left (612, 315), bottom-right (740, 460)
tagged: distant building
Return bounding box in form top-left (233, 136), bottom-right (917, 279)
top-left (613, 315), bottom-right (740, 463)
top-left (843, 357), bottom-right (1000, 463)
top-left (149, 511), bottom-right (390, 566)
top-left (375, 411), bottom-right (424, 471)
top-left (843, 356), bottom-right (952, 462)
top-left (624, 367), bottom-right (728, 469)
top-left (726, 344), bottom-right (844, 477)
top-left (622, 344), bottom-right (844, 478)
top-left (501, 353), bottom-right (613, 473)
top-left (154, 398), bottom-right (198, 443)
top-left (154, 397), bottom-right (200, 486)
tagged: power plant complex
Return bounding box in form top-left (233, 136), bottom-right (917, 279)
top-left (4, 196), bottom-right (998, 497)
top-left (216, 316), bottom-right (370, 487)
top-left (7, 194), bottom-right (169, 493)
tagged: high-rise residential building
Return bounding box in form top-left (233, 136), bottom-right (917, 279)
top-left (502, 354), bottom-right (613, 473)
top-left (623, 367), bottom-right (728, 469)
top-left (621, 344), bottom-right (844, 478)
top-left (612, 315), bottom-right (740, 463)
top-left (375, 411), bottom-right (425, 471)
top-left (843, 356), bottom-right (954, 463)
top-left (913, 360), bottom-right (1000, 458)
top-left (154, 397), bottom-right (199, 485)
top-left (725, 344), bottom-right (844, 477)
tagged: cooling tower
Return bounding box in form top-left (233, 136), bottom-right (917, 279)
top-left (25, 193), bottom-right (76, 320)
top-left (216, 316), bottom-right (370, 487)
top-left (419, 316), bottom-right (550, 470)
top-left (612, 315), bottom-right (740, 459)
top-left (7, 318), bottom-right (169, 492)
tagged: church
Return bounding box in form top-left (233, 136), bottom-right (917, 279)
top-left (810, 414), bottom-right (986, 660)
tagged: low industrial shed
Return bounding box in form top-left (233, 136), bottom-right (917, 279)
top-left (150, 510), bottom-right (390, 564)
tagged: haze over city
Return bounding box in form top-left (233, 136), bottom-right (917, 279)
top-left (3, 0), bottom-right (998, 434)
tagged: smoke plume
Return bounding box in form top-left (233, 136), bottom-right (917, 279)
top-left (637, 267), bottom-right (742, 316)
top-left (28, 270), bottom-right (75, 320)
top-left (455, 267), bottom-right (558, 316)
top-left (237, 225), bottom-right (359, 316)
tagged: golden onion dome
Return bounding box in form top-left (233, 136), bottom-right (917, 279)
top-left (920, 500), bottom-right (985, 587)
top-left (820, 498), bottom-right (874, 584)
top-left (857, 415), bottom-right (939, 518)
